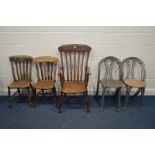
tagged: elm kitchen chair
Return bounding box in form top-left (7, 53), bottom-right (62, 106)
top-left (57, 44), bottom-right (91, 113)
top-left (96, 56), bottom-right (122, 112)
top-left (32, 56), bottom-right (59, 105)
top-left (122, 57), bottom-right (146, 110)
top-left (8, 55), bottom-right (33, 108)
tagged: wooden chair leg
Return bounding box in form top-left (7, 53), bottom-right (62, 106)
top-left (84, 91), bottom-right (90, 112)
top-left (57, 92), bottom-right (65, 113)
top-left (52, 87), bottom-right (57, 105)
top-left (140, 88), bottom-right (145, 111)
top-left (117, 87), bottom-right (121, 112)
top-left (124, 86), bottom-right (131, 110)
top-left (8, 87), bottom-right (12, 109)
top-left (100, 86), bottom-right (106, 111)
top-left (27, 87), bottom-right (32, 107)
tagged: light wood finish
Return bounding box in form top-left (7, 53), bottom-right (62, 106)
top-left (124, 79), bottom-right (145, 88)
top-left (57, 44), bottom-right (91, 113)
top-left (96, 56), bottom-right (122, 112)
top-left (8, 55), bottom-right (33, 108)
top-left (122, 57), bottom-right (146, 110)
top-left (32, 56), bottom-right (59, 105)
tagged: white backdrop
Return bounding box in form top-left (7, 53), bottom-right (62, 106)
top-left (0, 26), bottom-right (155, 95)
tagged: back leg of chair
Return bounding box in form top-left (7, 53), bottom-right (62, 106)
top-left (57, 92), bottom-right (65, 113)
top-left (117, 87), bottom-right (121, 112)
top-left (52, 87), bottom-right (57, 105)
top-left (8, 87), bottom-right (12, 109)
top-left (140, 87), bottom-right (145, 111)
top-left (83, 91), bottom-right (90, 112)
top-left (100, 86), bottom-right (106, 111)
top-left (124, 86), bottom-right (131, 109)
top-left (27, 87), bottom-right (32, 107)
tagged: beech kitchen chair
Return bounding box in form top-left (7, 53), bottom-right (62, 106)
top-left (8, 55), bottom-right (33, 108)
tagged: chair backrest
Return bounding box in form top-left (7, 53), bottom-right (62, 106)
top-left (33, 56), bottom-right (59, 81)
top-left (58, 44), bottom-right (91, 81)
top-left (122, 57), bottom-right (146, 81)
top-left (9, 55), bottom-right (33, 81)
top-left (98, 56), bottom-right (122, 81)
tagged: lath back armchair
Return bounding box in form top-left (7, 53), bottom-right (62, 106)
top-left (8, 55), bottom-right (33, 108)
top-left (57, 44), bottom-right (91, 113)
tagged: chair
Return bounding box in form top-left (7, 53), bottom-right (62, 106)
top-left (57, 44), bottom-right (91, 113)
top-left (96, 56), bottom-right (122, 112)
top-left (122, 57), bottom-right (146, 110)
top-left (32, 56), bottom-right (59, 105)
top-left (8, 55), bottom-right (33, 108)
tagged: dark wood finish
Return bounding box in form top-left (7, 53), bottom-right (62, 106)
top-left (57, 44), bottom-right (91, 113)
top-left (32, 56), bottom-right (59, 105)
top-left (8, 55), bottom-right (33, 108)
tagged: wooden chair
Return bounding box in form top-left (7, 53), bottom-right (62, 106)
top-left (8, 55), bottom-right (33, 108)
top-left (96, 56), bottom-right (122, 112)
top-left (122, 57), bottom-right (146, 110)
top-left (32, 56), bottom-right (59, 105)
top-left (57, 44), bottom-right (91, 113)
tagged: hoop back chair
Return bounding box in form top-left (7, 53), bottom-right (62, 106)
top-left (96, 56), bottom-right (122, 111)
top-left (8, 55), bottom-right (33, 108)
top-left (122, 57), bottom-right (146, 110)
top-left (32, 56), bottom-right (59, 104)
top-left (57, 44), bottom-right (91, 113)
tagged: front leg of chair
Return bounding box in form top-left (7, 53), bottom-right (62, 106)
top-left (52, 87), bottom-right (57, 105)
top-left (100, 86), bottom-right (106, 111)
top-left (8, 87), bottom-right (12, 109)
top-left (124, 86), bottom-right (131, 110)
top-left (140, 87), bottom-right (145, 111)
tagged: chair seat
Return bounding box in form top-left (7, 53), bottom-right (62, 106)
top-left (8, 80), bottom-right (31, 89)
top-left (33, 80), bottom-right (56, 89)
top-left (124, 79), bottom-right (145, 88)
top-left (61, 82), bottom-right (87, 94)
top-left (100, 79), bottom-right (122, 88)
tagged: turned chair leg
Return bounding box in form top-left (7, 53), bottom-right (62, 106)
top-left (27, 87), bottom-right (32, 107)
top-left (8, 87), bottom-right (12, 109)
top-left (140, 87), bottom-right (145, 111)
top-left (52, 87), bottom-right (57, 105)
top-left (57, 92), bottom-right (65, 113)
top-left (124, 86), bottom-right (131, 110)
top-left (84, 91), bottom-right (90, 112)
top-left (100, 86), bottom-right (106, 111)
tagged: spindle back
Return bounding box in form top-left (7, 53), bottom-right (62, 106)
top-left (33, 56), bottom-right (59, 81)
top-left (122, 57), bottom-right (146, 81)
top-left (58, 44), bottom-right (91, 81)
top-left (9, 55), bottom-right (33, 81)
top-left (98, 56), bottom-right (122, 81)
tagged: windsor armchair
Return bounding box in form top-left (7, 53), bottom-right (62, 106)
top-left (96, 56), bottom-right (122, 112)
top-left (122, 57), bottom-right (146, 110)
top-left (8, 55), bottom-right (33, 108)
top-left (57, 44), bottom-right (91, 113)
top-left (32, 56), bottom-right (59, 105)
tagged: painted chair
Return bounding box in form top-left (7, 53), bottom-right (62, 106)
top-left (8, 55), bottom-right (33, 108)
top-left (122, 57), bottom-right (146, 110)
top-left (32, 56), bottom-right (59, 105)
top-left (57, 44), bottom-right (91, 113)
top-left (96, 56), bottom-right (122, 112)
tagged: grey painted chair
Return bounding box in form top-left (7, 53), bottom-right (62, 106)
top-left (122, 57), bottom-right (146, 110)
top-left (96, 56), bottom-right (122, 112)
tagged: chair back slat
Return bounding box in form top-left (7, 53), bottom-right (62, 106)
top-left (122, 57), bottom-right (146, 80)
top-left (58, 44), bottom-right (91, 82)
top-left (33, 56), bottom-right (59, 81)
top-left (9, 55), bottom-right (33, 81)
